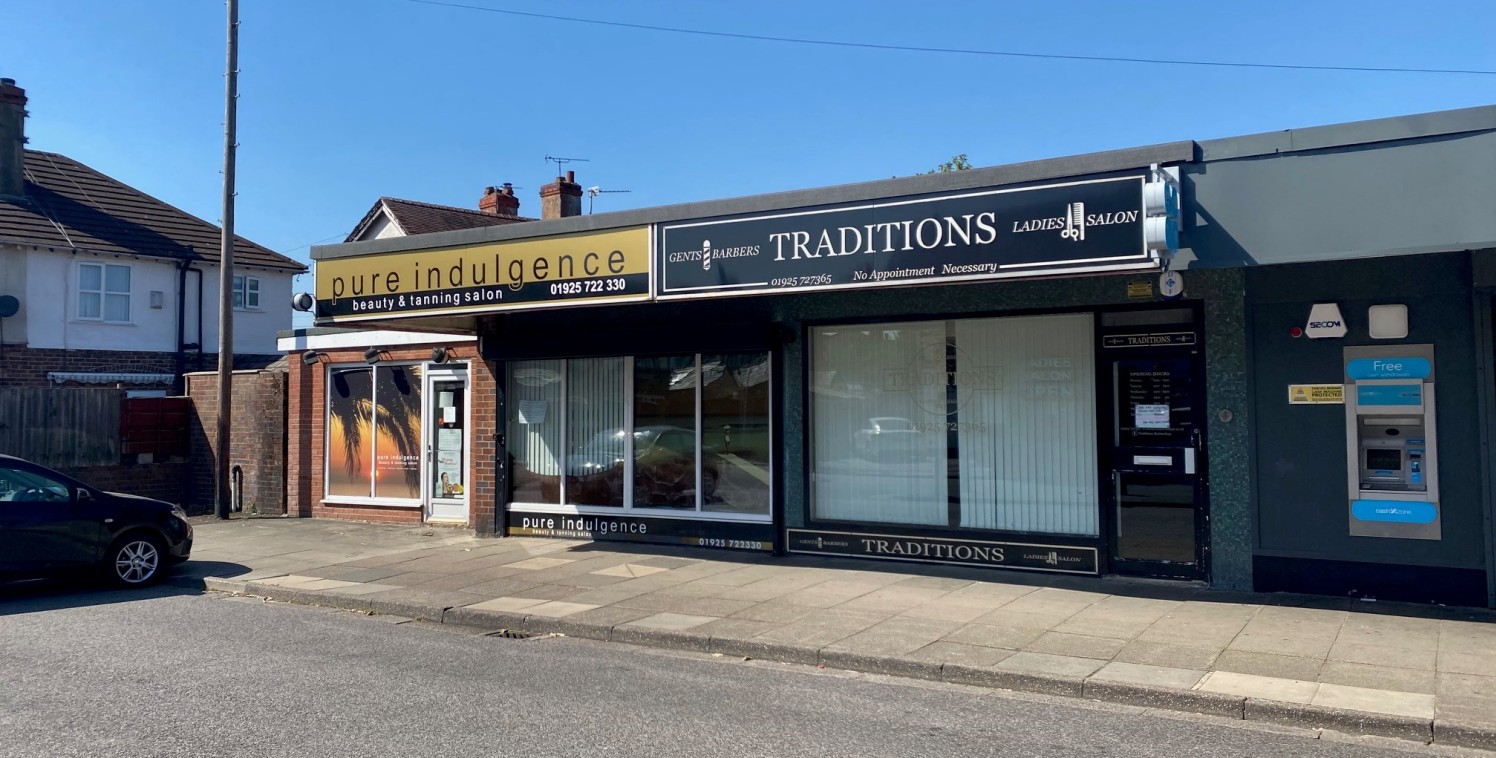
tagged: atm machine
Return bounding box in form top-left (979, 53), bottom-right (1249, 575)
top-left (1343, 345), bottom-right (1440, 540)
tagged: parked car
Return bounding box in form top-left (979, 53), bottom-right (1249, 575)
top-left (565, 426), bottom-right (719, 507)
top-left (0, 454), bottom-right (193, 587)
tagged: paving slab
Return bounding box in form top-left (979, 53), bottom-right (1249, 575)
top-left (1312, 682), bottom-right (1435, 719)
top-left (996, 651), bottom-right (1106, 678)
top-left (1197, 671), bottom-right (1319, 704)
top-left (940, 622), bottom-right (1048, 650)
top-left (524, 601), bottom-right (601, 618)
top-left (822, 617), bottom-right (964, 657)
top-left (906, 641), bottom-right (1015, 668)
top-left (1211, 650), bottom-right (1324, 681)
top-left (621, 612), bottom-right (718, 631)
top-left (1113, 640), bottom-right (1221, 670)
top-left (1317, 661), bottom-right (1437, 694)
top-left (1090, 661), bottom-right (1207, 690)
top-left (463, 596), bottom-right (548, 613)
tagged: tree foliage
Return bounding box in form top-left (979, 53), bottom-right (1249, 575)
top-left (919, 154), bottom-right (972, 175)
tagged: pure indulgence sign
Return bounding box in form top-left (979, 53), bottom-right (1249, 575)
top-left (314, 227), bottom-right (650, 321)
top-left (658, 176), bottom-right (1152, 298)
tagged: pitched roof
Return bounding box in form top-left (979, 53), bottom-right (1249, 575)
top-left (345, 196), bottom-right (532, 242)
top-left (0, 150), bottom-right (305, 272)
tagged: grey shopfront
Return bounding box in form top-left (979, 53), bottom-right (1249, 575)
top-left (309, 105), bottom-right (1496, 607)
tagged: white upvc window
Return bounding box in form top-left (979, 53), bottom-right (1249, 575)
top-left (232, 275), bottom-right (260, 310)
top-left (77, 263), bottom-right (131, 323)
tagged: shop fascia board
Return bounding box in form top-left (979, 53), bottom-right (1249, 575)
top-left (310, 141), bottom-right (1196, 262)
top-left (276, 327), bottom-right (475, 352)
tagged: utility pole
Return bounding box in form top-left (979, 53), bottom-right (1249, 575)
top-left (215, 0), bottom-right (238, 520)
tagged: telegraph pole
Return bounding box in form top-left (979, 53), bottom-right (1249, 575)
top-left (215, 0), bottom-right (238, 520)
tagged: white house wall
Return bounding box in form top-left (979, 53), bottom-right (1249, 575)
top-left (0, 243), bottom-right (25, 345)
top-left (22, 247), bottom-right (294, 355)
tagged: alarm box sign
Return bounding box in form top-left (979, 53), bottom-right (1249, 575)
top-left (658, 176), bottom-right (1155, 299)
top-left (314, 227), bottom-right (651, 321)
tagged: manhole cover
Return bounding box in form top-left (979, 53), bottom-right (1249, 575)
top-left (487, 628), bottom-right (539, 640)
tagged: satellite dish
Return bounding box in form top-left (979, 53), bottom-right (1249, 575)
top-left (0, 295), bottom-right (18, 318)
top-left (290, 292), bottom-right (314, 312)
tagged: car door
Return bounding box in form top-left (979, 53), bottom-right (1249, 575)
top-left (0, 464), bottom-right (102, 570)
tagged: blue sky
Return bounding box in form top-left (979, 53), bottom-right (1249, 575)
top-left (9, 0), bottom-right (1496, 301)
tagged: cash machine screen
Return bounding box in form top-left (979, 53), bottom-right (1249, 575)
top-left (1366, 448), bottom-right (1402, 471)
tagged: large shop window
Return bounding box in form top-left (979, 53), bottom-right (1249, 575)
top-left (508, 353), bottom-right (771, 519)
top-left (326, 364), bottom-right (424, 502)
top-left (811, 313), bottom-right (1098, 536)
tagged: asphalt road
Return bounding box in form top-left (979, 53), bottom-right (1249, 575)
top-left (0, 580), bottom-right (1473, 758)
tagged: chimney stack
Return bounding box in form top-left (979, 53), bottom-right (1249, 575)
top-left (540, 169), bottom-right (582, 220)
top-left (0, 78), bottom-right (27, 198)
top-left (479, 182), bottom-right (520, 216)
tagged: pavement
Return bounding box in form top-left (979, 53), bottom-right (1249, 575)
top-left (176, 518), bottom-right (1496, 750)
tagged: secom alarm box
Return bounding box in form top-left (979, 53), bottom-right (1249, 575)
top-left (1343, 345), bottom-right (1440, 540)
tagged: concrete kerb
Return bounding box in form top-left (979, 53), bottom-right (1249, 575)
top-left (203, 584), bottom-right (1496, 749)
top-left (1433, 720), bottom-right (1496, 752)
top-left (1081, 679), bottom-right (1246, 720)
top-left (1244, 698), bottom-right (1433, 744)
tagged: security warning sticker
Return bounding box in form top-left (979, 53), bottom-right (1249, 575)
top-left (1288, 384), bottom-right (1344, 404)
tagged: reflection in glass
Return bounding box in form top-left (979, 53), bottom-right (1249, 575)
top-left (633, 355), bottom-right (698, 508)
top-left (565, 357), bottom-right (627, 507)
top-left (509, 360), bottom-right (562, 503)
top-left (1116, 477), bottom-right (1196, 563)
top-left (701, 353), bottom-right (771, 516)
top-left (431, 382), bottom-right (465, 499)
top-left (811, 322), bottom-right (948, 525)
top-left (374, 365), bottom-right (423, 499)
top-left (327, 367), bottom-right (373, 497)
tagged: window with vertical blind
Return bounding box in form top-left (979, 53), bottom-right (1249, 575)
top-left (811, 313), bottom-right (1099, 537)
top-left (508, 352), bottom-right (771, 520)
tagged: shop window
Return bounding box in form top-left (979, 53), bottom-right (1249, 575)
top-left (810, 313), bottom-right (1097, 536)
top-left (508, 352), bottom-right (771, 519)
top-left (325, 364), bottom-right (424, 501)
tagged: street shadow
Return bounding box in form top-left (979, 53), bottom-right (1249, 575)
top-left (0, 560), bottom-right (252, 616)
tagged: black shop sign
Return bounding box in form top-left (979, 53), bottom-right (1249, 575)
top-left (787, 529), bottom-right (1099, 575)
top-left (658, 176), bottom-right (1151, 299)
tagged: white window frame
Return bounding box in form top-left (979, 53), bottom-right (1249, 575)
top-left (77, 262), bottom-right (132, 323)
top-left (232, 274), bottom-right (261, 310)
top-left (506, 352), bottom-right (774, 524)
top-left (321, 361), bottom-right (424, 508)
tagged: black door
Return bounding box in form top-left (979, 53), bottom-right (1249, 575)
top-left (0, 464), bottom-right (101, 570)
top-left (1100, 310), bottom-right (1207, 580)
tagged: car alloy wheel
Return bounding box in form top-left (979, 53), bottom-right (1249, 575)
top-left (112, 538), bottom-right (161, 586)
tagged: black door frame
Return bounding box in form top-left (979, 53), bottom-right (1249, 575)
top-left (1096, 303), bottom-right (1210, 581)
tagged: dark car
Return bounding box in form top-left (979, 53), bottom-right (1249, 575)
top-left (0, 454), bottom-right (193, 587)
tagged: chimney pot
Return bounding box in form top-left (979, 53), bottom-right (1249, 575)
top-left (478, 181), bottom-right (520, 216)
top-left (566, 170), bottom-right (575, 183)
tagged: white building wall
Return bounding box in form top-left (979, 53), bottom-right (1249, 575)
top-left (22, 248), bottom-right (296, 355)
top-left (0, 243), bottom-right (25, 345)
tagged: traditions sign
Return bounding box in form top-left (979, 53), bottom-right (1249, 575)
top-left (314, 226), bottom-right (650, 321)
top-left (786, 529), bottom-right (1100, 575)
top-left (658, 176), bottom-right (1153, 299)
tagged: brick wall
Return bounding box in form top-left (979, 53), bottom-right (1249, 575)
top-left (55, 460), bottom-right (191, 505)
top-left (187, 368), bottom-right (287, 516)
top-left (0, 346), bottom-right (178, 388)
top-left (286, 342), bottom-right (493, 530)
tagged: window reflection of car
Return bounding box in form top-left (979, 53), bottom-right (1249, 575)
top-left (565, 426), bottom-right (718, 507)
top-left (854, 416), bottom-right (922, 460)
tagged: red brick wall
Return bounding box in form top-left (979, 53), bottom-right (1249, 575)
top-left (286, 343), bottom-right (494, 530)
top-left (187, 369), bottom-right (287, 516)
top-left (55, 461), bottom-right (191, 506)
top-left (0, 346), bottom-right (177, 388)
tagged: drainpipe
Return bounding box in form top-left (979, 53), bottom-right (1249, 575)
top-left (174, 258), bottom-right (191, 395)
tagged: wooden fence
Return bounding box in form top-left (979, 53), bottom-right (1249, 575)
top-left (0, 387), bottom-right (123, 467)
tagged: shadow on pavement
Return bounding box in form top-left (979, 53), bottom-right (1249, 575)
top-left (0, 560), bottom-right (251, 615)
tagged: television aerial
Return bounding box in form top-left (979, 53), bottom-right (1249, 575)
top-left (586, 186), bottom-right (632, 214)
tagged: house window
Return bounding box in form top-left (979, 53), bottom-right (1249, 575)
top-left (78, 263), bottom-right (131, 322)
top-left (233, 275), bottom-right (260, 309)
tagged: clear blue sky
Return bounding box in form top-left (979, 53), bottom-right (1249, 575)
top-left (10, 0), bottom-right (1496, 302)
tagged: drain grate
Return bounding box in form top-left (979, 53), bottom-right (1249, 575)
top-left (486, 628), bottom-right (539, 640)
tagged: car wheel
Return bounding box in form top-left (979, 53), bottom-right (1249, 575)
top-left (107, 534), bottom-right (164, 587)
